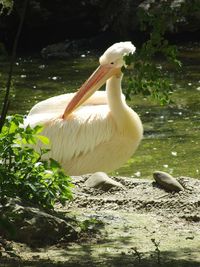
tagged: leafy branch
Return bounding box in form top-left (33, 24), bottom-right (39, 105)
top-left (0, 0), bottom-right (13, 14)
top-left (0, 115), bottom-right (73, 210)
top-left (123, 1), bottom-right (183, 105)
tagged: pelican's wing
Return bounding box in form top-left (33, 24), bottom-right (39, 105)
top-left (25, 91), bottom-right (108, 127)
top-left (41, 104), bottom-right (116, 163)
top-left (25, 91), bottom-right (117, 164)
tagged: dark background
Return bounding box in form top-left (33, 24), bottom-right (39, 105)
top-left (0, 0), bottom-right (200, 54)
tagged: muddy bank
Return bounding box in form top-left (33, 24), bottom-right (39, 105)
top-left (1, 175), bottom-right (200, 267)
top-left (67, 175), bottom-right (200, 220)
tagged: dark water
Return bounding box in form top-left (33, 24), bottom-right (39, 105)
top-left (0, 44), bottom-right (199, 179)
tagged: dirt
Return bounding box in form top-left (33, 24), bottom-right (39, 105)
top-left (1, 175), bottom-right (200, 267)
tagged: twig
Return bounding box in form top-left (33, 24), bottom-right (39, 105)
top-left (0, 0), bottom-right (29, 132)
top-left (151, 238), bottom-right (161, 264)
top-left (131, 247), bottom-right (142, 263)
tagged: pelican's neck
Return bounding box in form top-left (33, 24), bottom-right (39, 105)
top-left (106, 73), bottom-right (129, 123)
top-left (106, 73), bottom-right (125, 114)
top-left (106, 73), bottom-right (143, 139)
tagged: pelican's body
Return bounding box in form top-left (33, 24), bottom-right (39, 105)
top-left (26, 42), bottom-right (143, 175)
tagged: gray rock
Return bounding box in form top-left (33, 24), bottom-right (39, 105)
top-left (85, 172), bottom-right (125, 191)
top-left (41, 39), bottom-right (90, 59)
top-left (0, 198), bottom-right (77, 246)
top-left (153, 171), bottom-right (184, 192)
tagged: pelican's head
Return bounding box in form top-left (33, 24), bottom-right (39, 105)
top-left (63, 41), bottom-right (136, 119)
top-left (100, 41), bottom-right (136, 68)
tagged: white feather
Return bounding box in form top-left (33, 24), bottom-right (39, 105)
top-left (25, 41), bottom-right (143, 175)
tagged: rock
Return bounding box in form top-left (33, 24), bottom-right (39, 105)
top-left (41, 39), bottom-right (90, 59)
top-left (0, 197), bottom-right (78, 246)
top-left (40, 33), bottom-right (119, 59)
top-left (41, 42), bottom-right (71, 59)
top-left (85, 172), bottom-right (125, 191)
top-left (153, 171), bottom-right (184, 192)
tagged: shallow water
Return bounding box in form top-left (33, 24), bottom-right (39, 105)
top-left (0, 44), bottom-right (199, 178)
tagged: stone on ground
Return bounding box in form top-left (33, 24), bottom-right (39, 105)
top-left (85, 172), bottom-right (125, 191)
top-left (153, 171), bottom-right (184, 192)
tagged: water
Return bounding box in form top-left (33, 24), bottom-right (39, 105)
top-left (0, 44), bottom-right (199, 179)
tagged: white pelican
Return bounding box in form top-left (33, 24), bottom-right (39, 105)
top-left (26, 41), bottom-right (143, 175)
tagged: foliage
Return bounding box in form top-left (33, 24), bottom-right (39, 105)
top-left (0, 0), bottom-right (13, 14)
top-left (123, 53), bottom-right (174, 105)
top-left (123, 1), bottom-right (183, 105)
top-left (0, 115), bottom-right (73, 210)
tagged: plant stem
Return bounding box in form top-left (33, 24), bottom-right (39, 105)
top-left (0, 0), bottom-right (29, 132)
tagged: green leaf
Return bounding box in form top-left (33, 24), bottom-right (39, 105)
top-left (34, 125), bottom-right (43, 134)
top-left (49, 158), bottom-right (61, 169)
top-left (37, 134), bottom-right (50, 145)
top-left (9, 121), bottom-right (17, 134)
top-left (27, 183), bottom-right (37, 192)
top-left (0, 115), bottom-right (73, 210)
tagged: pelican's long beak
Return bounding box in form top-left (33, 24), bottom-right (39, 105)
top-left (62, 64), bottom-right (117, 119)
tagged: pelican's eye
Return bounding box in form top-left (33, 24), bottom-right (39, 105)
top-left (110, 62), bottom-right (114, 65)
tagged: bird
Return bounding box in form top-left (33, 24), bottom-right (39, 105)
top-left (25, 41), bottom-right (143, 176)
